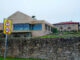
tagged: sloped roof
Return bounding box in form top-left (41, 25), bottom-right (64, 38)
top-left (8, 11), bottom-right (35, 21)
top-left (54, 21), bottom-right (79, 25)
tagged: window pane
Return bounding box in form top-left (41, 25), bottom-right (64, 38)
top-left (23, 24), bottom-right (29, 30)
top-left (32, 24), bottom-right (42, 30)
top-left (13, 24), bottom-right (30, 30)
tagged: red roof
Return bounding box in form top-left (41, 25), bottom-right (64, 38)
top-left (55, 21), bottom-right (79, 24)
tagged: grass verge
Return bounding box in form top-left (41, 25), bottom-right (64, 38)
top-left (41, 34), bottom-right (80, 37)
top-left (0, 57), bottom-right (45, 60)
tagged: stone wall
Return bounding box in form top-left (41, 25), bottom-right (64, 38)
top-left (0, 37), bottom-right (80, 60)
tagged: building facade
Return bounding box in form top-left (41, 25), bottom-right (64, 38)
top-left (53, 21), bottom-right (79, 32)
top-left (0, 11), bottom-right (54, 37)
top-left (0, 23), bottom-right (5, 37)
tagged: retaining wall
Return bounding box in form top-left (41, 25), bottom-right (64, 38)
top-left (0, 37), bottom-right (80, 60)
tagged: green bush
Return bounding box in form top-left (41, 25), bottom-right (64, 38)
top-left (52, 28), bottom-right (58, 33)
top-left (71, 30), bottom-right (77, 33)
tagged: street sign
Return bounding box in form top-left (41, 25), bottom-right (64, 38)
top-left (3, 19), bottom-right (11, 34)
top-left (3, 19), bottom-right (11, 60)
top-left (5, 27), bottom-right (9, 33)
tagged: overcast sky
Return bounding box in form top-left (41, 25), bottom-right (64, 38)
top-left (0, 0), bottom-right (80, 24)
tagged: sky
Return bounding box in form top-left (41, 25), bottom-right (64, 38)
top-left (0, 0), bottom-right (80, 24)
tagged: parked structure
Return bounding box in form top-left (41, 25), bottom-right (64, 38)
top-left (0, 11), bottom-right (54, 37)
top-left (53, 21), bottom-right (79, 32)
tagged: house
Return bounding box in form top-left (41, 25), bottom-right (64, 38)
top-left (0, 11), bottom-right (54, 37)
top-left (53, 21), bottom-right (79, 32)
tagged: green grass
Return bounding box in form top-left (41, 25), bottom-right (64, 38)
top-left (41, 34), bottom-right (80, 37)
top-left (0, 57), bottom-right (45, 60)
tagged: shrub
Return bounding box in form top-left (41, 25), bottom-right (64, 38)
top-left (71, 30), bottom-right (77, 33)
top-left (52, 28), bottom-right (58, 33)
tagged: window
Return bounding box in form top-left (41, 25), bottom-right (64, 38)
top-left (79, 23), bottom-right (80, 25)
top-left (45, 24), bottom-right (47, 30)
top-left (45, 24), bottom-right (51, 31)
top-left (60, 27), bottom-right (63, 29)
top-left (68, 27), bottom-right (71, 29)
top-left (79, 26), bottom-right (80, 29)
top-left (13, 24), bottom-right (42, 30)
top-left (64, 25), bottom-right (66, 27)
top-left (32, 24), bottom-right (42, 30)
top-left (48, 26), bottom-right (50, 31)
top-left (13, 24), bottom-right (30, 30)
top-left (12, 32), bottom-right (32, 37)
top-left (24, 32), bottom-right (32, 37)
top-left (51, 27), bottom-right (53, 32)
